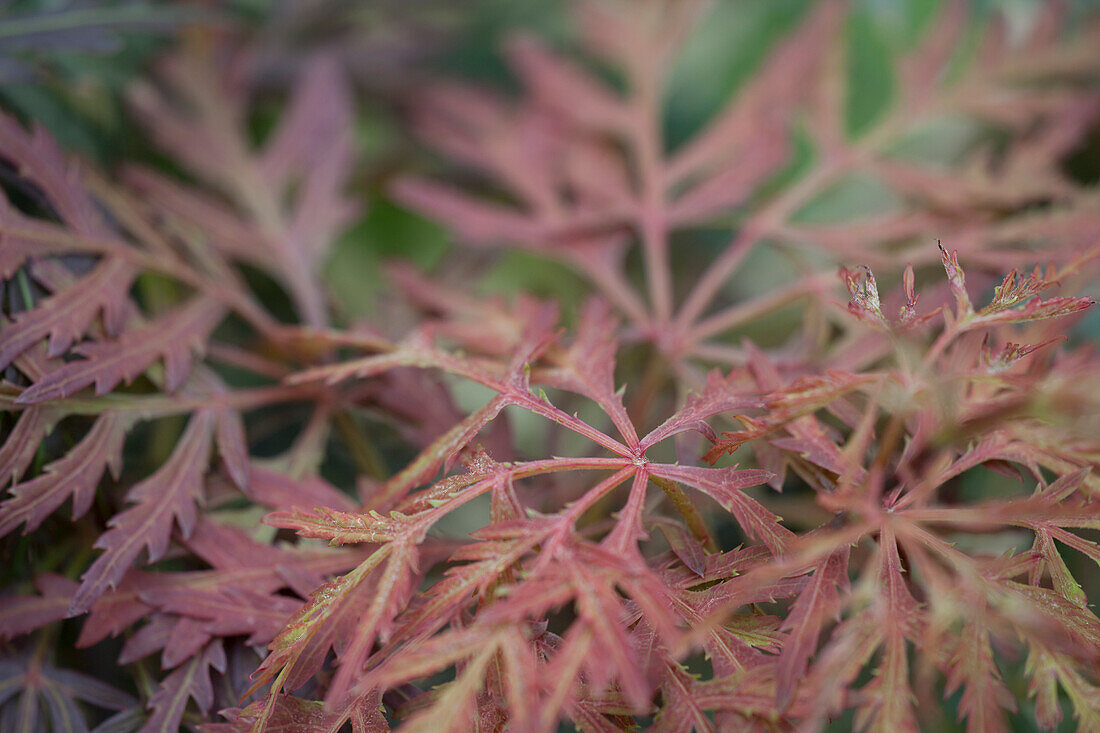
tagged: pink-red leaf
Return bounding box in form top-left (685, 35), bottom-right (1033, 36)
top-left (0, 573), bottom-right (77, 640)
top-left (0, 259), bottom-right (136, 371)
top-left (141, 641), bottom-right (226, 733)
top-left (648, 463), bottom-right (787, 553)
top-left (640, 370), bottom-right (762, 451)
top-left (775, 546), bottom-right (850, 709)
top-left (0, 411), bottom-right (131, 538)
top-left (16, 298), bottom-right (224, 405)
top-left (69, 411), bottom-right (216, 615)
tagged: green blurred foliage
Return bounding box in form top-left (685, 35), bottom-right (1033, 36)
top-left (0, 1), bottom-right (204, 161)
top-left (325, 197), bottom-right (450, 320)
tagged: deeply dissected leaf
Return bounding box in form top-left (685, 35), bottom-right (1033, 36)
top-left (69, 410), bottom-right (218, 615)
top-left (0, 574), bottom-right (76, 641)
top-left (541, 299), bottom-right (638, 449)
top-left (639, 370), bottom-right (762, 450)
top-left (142, 641), bottom-right (226, 733)
top-left (16, 298), bottom-right (225, 405)
top-left (945, 622), bottom-right (1016, 733)
top-left (1, 1), bottom-right (1099, 732)
top-left (0, 259), bottom-right (136, 371)
top-left (0, 411), bottom-right (131, 537)
top-left (0, 647), bottom-right (136, 732)
top-left (128, 51), bottom-right (357, 328)
top-left (775, 546), bottom-right (849, 709)
top-left (0, 405), bottom-right (51, 487)
top-left (244, 548), bottom-right (391, 702)
top-left (264, 507), bottom-right (414, 546)
top-left (649, 463), bottom-right (787, 553)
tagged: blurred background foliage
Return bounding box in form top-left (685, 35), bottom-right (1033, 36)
top-left (6, 0), bottom-right (1098, 325)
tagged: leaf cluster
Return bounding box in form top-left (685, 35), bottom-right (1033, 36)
top-left (2, 1), bottom-right (1100, 731)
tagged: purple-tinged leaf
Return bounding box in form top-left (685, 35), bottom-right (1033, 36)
top-left (763, 370), bottom-right (878, 416)
top-left (214, 694), bottom-right (367, 733)
top-left (650, 662), bottom-right (716, 733)
top-left (852, 527), bottom-right (920, 731)
top-left (505, 34), bottom-right (628, 133)
top-left (390, 178), bottom-right (544, 245)
top-left (979, 336), bottom-right (1064, 373)
top-left (671, 135), bottom-right (789, 225)
top-left (567, 562), bottom-right (654, 710)
top-left (76, 572), bottom-right (160, 648)
top-left (214, 404), bottom-right (249, 493)
top-left (50, 666), bottom-right (136, 711)
top-left (0, 406), bottom-right (52, 487)
top-left (69, 411), bottom-right (216, 615)
top-left (666, 0), bottom-right (844, 186)
top-left (686, 665), bottom-right (782, 725)
top-left (0, 412), bottom-right (131, 538)
top-left (369, 394), bottom-right (511, 510)
top-left (0, 259), bottom-right (136, 371)
top-left (982, 264), bottom-right (1074, 315)
top-left (945, 623), bottom-right (1017, 732)
top-left (118, 615), bottom-right (174, 665)
top-left (130, 50), bottom-right (358, 327)
top-left (895, 263), bottom-right (936, 329)
top-left (180, 519), bottom-right (291, 571)
top-left (16, 298), bottom-right (224, 405)
top-left (0, 194), bottom-right (77, 278)
top-left (704, 365), bottom-right (874, 471)
top-left (246, 465), bottom-right (356, 512)
top-left (0, 573), bottom-right (76, 640)
top-left (653, 518), bottom-right (706, 578)
top-left (1026, 646), bottom-right (1064, 730)
top-left (1032, 528), bottom-right (1088, 607)
top-left (0, 114), bottom-right (107, 235)
top-left (327, 543), bottom-right (419, 706)
top-left (897, 0), bottom-right (967, 98)
top-left (245, 548), bottom-right (391, 704)
top-left (264, 506), bottom-right (416, 546)
top-left (144, 587), bottom-right (299, 647)
top-left (260, 54), bottom-right (357, 264)
top-left (977, 294), bottom-right (1095, 326)
top-left (839, 265), bottom-right (887, 330)
top-left (122, 166), bottom-right (267, 263)
top-left (161, 617), bottom-right (213, 670)
top-left (140, 641), bottom-right (226, 733)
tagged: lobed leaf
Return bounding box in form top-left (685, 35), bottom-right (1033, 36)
top-left (16, 298), bottom-right (225, 405)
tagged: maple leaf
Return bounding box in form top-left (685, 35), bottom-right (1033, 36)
top-left (212, 692), bottom-right (388, 733)
top-left (0, 411), bottom-right (131, 537)
top-left (242, 548), bottom-right (392, 714)
top-left (938, 244), bottom-right (1096, 330)
top-left (944, 623), bottom-right (1017, 733)
top-left (648, 463), bottom-right (786, 554)
top-left (69, 410), bottom-right (218, 615)
top-left (0, 574), bottom-right (77, 641)
top-left (2, 1), bottom-right (1100, 731)
top-left (774, 547), bottom-right (850, 710)
top-left (0, 259), bottom-right (136, 371)
top-left (639, 369), bottom-right (762, 451)
top-left (0, 643), bottom-right (136, 731)
top-left (128, 51), bottom-right (356, 329)
top-left (15, 298), bottom-right (224, 405)
top-left (142, 641), bottom-right (227, 733)
top-left (540, 298), bottom-right (638, 449)
top-left (394, 0), bottom-right (1100, 387)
